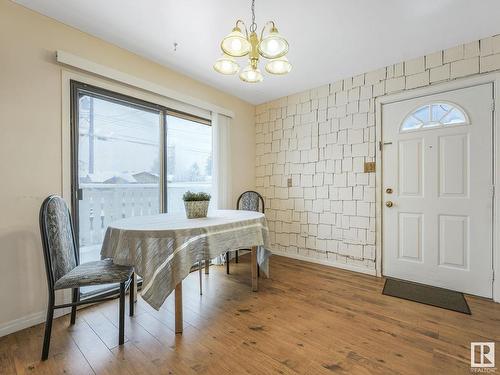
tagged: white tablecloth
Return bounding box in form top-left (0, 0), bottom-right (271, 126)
top-left (101, 210), bottom-right (270, 309)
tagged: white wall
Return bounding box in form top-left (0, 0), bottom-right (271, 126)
top-left (255, 35), bottom-right (500, 274)
top-left (0, 0), bottom-right (256, 336)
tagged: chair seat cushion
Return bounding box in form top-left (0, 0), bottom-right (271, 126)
top-left (54, 259), bottom-right (133, 290)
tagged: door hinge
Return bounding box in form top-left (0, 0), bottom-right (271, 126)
top-left (492, 185), bottom-right (495, 198)
top-left (492, 100), bottom-right (496, 112)
top-left (379, 141), bottom-right (392, 151)
top-left (493, 270), bottom-right (495, 282)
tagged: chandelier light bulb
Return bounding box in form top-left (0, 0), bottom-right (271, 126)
top-left (213, 55), bottom-right (240, 75)
top-left (239, 64), bottom-right (263, 83)
top-left (231, 38), bottom-right (242, 51)
top-left (265, 56), bottom-right (292, 75)
top-left (267, 39), bottom-right (279, 54)
top-left (221, 26), bottom-right (251, 57)
top-left (258, 27), bottom-right (289, 59)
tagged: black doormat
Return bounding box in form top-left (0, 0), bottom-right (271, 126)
top-left (382, 278), bottom-right (471, 314)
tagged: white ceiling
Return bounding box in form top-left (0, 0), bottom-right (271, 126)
top-left (14, 0), bottom-right (500, 104)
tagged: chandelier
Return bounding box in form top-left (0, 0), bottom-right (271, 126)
top-left (213, 0), bottom-right (291, 83)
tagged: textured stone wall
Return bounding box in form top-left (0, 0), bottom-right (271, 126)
top-left (255, 34), bottom-right (500, 274)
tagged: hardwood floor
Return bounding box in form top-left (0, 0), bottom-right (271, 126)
top-left (0, 254), bottom-right (499, 374)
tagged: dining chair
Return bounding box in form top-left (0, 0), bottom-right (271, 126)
top-left (39, 195), bottom-right (134, 361)
top-left (226, 191), bottom-right (265, 274)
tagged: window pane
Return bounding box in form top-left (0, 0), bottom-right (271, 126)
top-left (431, 103), bottom-right (451, 122)
top-left (401, 116), bottom-right (421, 131)
top-left (77, 94), bottom-right (161, 294)
top-left (413, 105), bottom-right (431, 123)
top-left (166, 115), bottom-right (212, 213)
top-left (442, 108), bottom-right (466, 125)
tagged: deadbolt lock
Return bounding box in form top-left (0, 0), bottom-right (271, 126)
top-left (386, 188), bottom-right (393, 194)
top-left (385, 201), bottom-right (393, 208)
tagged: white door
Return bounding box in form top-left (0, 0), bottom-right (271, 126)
top-left (382, 84), bottom-right (494, 298)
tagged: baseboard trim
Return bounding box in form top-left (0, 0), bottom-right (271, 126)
top-left (0, 311), bottom-right (45, 337)
top-left (271, 250), bottom-right (377, 276)
top-left (0, 307), bottom-right (69, 338)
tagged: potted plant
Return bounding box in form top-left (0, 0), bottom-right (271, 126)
top-left (182, 191), bottom-right (211, 219)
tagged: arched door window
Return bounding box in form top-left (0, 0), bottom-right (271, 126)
top-left (400, 102), bottom-right (468, 132)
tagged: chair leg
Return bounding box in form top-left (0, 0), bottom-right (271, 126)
top-left (70, 288), bottom-right (79, 325)
top-left (204, 259), bottom-right (210, 274)
top-left (235, 250), bottom-right (239, 263)
top-left (129, 273), bottom-right (135, 317)
top-left (226, 251), bottom-right (230, 274)
top-left (119, 282), bottom-right (125, 345)
top-left (199, 261), bottom-right (203, 295)
top-left (41, 293), bottom-right (55, 361)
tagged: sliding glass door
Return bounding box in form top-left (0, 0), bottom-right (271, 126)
top-left (72, 82), bottom-right (164, 295)
top-left (71, 81), bottom-right (212, 296)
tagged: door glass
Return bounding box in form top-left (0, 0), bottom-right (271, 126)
top-left (166, 115), bottom-right (212, 213)
top-left (77, 92), bottom-right (161, 294)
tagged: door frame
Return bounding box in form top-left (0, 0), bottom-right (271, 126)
top-left (375, 73), bottom-right (500, 302)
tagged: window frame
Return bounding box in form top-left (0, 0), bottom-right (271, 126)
top-left (70, 80), bottom-right (212, 299)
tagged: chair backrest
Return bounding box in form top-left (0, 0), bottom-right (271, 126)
top-left (39, 195), bottom-right (78, 289)
top-left (236, 191), bottom-right (265, 213)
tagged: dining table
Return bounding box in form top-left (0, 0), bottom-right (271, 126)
top-left (100, 209), bottom-right (270, 334)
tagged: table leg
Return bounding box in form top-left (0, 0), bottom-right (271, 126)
top-left (199, 261), bottom-right (203, 295)
top-left (205, 258), bottom-right (210, 274)
top-left (133, 272), bottom-right (138, 302)
top-left (251, 246), bottom-right (258, 292)
top-left (175, 282), bottom-right (183, 334)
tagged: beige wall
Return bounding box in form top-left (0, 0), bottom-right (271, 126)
top-left (0, 0), bottom-right (256, 335)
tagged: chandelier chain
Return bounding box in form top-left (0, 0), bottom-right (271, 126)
top-left (250, 0), bottom-right (257, 33)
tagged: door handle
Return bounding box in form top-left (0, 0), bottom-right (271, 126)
top-left (385, 201), bottom-right (393, 208)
